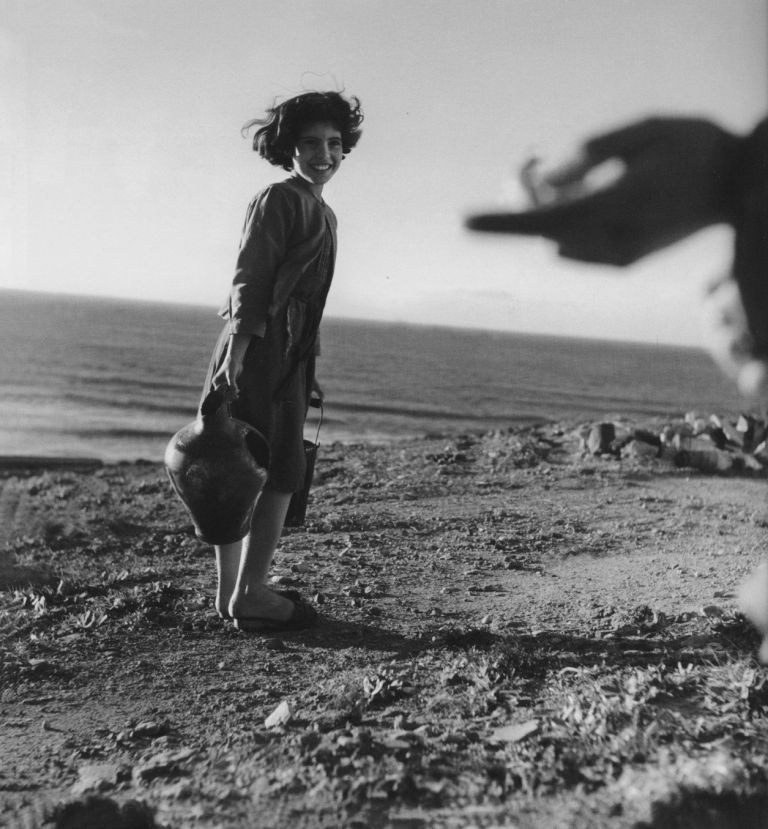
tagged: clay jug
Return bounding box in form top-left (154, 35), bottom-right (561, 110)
top-left (164, 387), bottom-right (270, 544)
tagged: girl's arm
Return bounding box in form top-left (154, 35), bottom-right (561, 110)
top-left (212, 332), bottom-right (252, 395)
top-left (228, 186), bottom-right (294, 337)
top-left (215, 186), bottom-right (294, 395)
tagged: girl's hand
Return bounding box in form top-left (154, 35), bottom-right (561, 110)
top-left (311, 378), bottom-right (325, 403)
top-left (212, 356), bottom-right (239, 396)
top-left (213, 333), bottom-right (253, 397)
top-left (212, 353), bottom-right (245, 397)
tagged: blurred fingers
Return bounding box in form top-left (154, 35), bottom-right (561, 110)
top-left (737, 360), bottom-right (768, 402)
top-left (538, 152), bottom-right (593, 188)
top-left (464, 200), bottom-right (591, 236)
top-left (582, 117), bottom-right (666, 162)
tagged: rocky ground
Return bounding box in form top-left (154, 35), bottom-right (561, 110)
top-left (2, 415), bottom-right (768, 828)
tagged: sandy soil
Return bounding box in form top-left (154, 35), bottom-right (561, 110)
top-left (2, 417), bottom-right (768, 828)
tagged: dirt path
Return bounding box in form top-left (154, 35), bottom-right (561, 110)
top-left (2, 422), bottom-right (768, 828)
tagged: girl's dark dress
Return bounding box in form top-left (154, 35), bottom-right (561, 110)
top-left (202, 175), bottom-right (336, 493)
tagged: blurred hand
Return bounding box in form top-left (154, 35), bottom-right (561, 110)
top-left (466, 117), bottom-right (739, 265)
top-left (702, 275), bottom-right (768, 403)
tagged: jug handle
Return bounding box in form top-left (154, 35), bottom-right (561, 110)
top-left (245, 428), bottom-right (271, 470)
top-left (200, 385), bottom-right (235, 418)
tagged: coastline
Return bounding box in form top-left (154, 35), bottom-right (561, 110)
top-left (1, 289), bottom-right (749, 469)
top-left (0, 456), bottom-right (105, 472)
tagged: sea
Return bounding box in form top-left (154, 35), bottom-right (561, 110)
top-left (0, 289), bottom-right (747, 462)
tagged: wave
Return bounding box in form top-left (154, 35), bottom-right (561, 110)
top-left (82, 427), bottom-right (177, 439)
top-left (0, 290), bottom-right (745, 461)
top-left (59, 392), bottom-right (196, 417)
top-left (327, 400), bottom-right (490, 421)
top-left (72, 375), bottom-right (200, 394)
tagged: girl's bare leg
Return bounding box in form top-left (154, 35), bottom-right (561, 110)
top-left (214, 541), bottom-right (242, 617)
top-left (228, 489), bottom-right (295, 621)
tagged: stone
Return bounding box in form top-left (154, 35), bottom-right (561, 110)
top-left (131, 721), bottom-right (168, 738)
top-left (586, 422), bottom-right (616, 455)
top-left (264, 700), bottom-right (292, 728)
top-left (71, 763), bottom-right (120, 795)
top-left (623, 440), bottom-right (659, 459)
top-left (489, 719), bottom-right (540, 743)
top-left (132, 749), bottom-right (193, 784)
top-left (673, 448), bottom-right (733, 473)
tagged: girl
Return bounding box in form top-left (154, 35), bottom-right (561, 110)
top-left (204, 91), bottom-right (363, 632)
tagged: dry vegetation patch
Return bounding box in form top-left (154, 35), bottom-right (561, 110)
top-left (1, 419), bottom-right (768, 827)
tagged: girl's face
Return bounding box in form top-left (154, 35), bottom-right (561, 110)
top-left (292, 122), bottom-right (343, 191)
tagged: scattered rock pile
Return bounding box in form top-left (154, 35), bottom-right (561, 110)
top-left (579, 411), bottom-right (768, 474)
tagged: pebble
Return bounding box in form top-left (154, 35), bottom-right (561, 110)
top-left (71, 762), bottom-right (120, 795)
top-left (264, 700), bottom-right (292, 728)
top-left (264, 637), bottom-right (286, 651)
top-left (132, 720), bottom-right (168, 738)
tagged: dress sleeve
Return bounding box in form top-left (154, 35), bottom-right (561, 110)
top-left (227, 185), bottom-right (294, 336)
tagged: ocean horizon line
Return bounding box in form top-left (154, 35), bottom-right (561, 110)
top-left (0, 286), bottom-right (706, 352)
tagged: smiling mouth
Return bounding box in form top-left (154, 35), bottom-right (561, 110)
top-left (310, 163), bottom-right (333, 172)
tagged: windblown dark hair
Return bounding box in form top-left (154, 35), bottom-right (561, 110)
top-left (242, 91), bottom-right (364, 171)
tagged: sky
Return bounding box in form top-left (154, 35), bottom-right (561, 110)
top-left (2, 0), bottom-right (766, 345)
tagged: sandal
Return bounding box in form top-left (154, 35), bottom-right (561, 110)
top-left (232, 589), bottom-right (318, 633)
